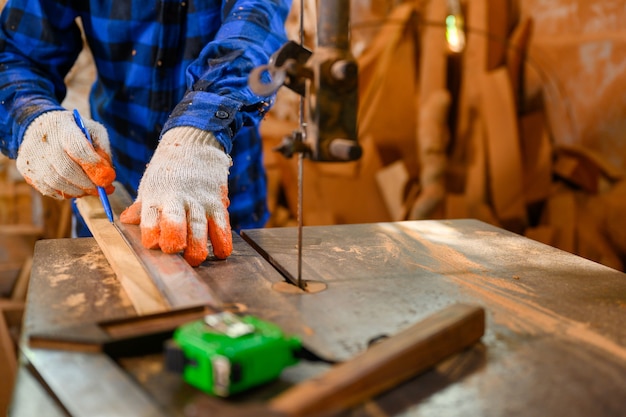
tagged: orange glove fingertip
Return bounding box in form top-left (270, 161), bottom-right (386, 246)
top-left (208, 218), bottom-right (233, 260)
top-left (120, 202), bottom-right (141, 225)
top-left (183, 241), bottom-right (209, 267)
top-left (159, 218), bottom-right (187, 254)
top-left (141, 227), bottom-right (161, 250)
top-left (88, 163), bottom-right (116, 187)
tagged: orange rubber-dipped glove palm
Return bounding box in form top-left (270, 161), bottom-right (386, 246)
top-left (16, 110), bottom-right (116, 199)
top-left (120, 127), bottom-right (233, 267)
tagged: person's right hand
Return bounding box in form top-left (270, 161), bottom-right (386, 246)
top-left (16, 110), bottom-right (116, 199)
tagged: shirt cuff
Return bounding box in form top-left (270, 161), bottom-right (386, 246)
top-left (163, 91), bottom-right (247, 154)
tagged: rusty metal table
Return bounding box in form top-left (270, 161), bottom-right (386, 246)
top-left (9, 219), bottom-right (626, 416)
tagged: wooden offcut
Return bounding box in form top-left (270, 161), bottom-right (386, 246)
top-left (0, 299), bottom-right (23, 415)
top-left (28, 305), bottom-right (210, 354)
top-left (75, 196), bottom-right (168, 315)
top-left (409, 89), bottom-right (451, 220)
top-left (480, 68), bottom-right (527, 230)
top-left (269, 303), bottom-right (485, 417)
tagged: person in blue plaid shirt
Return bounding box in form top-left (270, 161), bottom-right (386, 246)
top-left (0, 0), bottom-right (291, 266)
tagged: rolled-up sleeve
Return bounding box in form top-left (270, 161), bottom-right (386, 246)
top-left (162, 0), bottom-right (291, 153)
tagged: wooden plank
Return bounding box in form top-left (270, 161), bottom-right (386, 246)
top-left (75, 196), bottom-right (169, 315)
top-left (545, 191), bottom-right (576, 254)
top-left (463, 114), bottom-right (488, 210)
top-left (0, 304), bottom-right (18, 415)
top-left (28, 305), bottom-right (210, 355)
top-left (448, 0), bottom-right (490, 199)
top-left (520, 111), bottom-right (552, 204)
top-left (11, 256), bottom-right (32, 301)
top-left (0, 224), bottom-right (43, 236)
top-left (357, 2), bottom-right (420, 177)
top-left (409, 89), bottom-right (450, 220)
top-left (375, 160), bottom-right (410, 221)
top-left (506, 17), bottom-right (534, 109)
top-left (480, 68), bottom-right (527, 230)
top-left (0, 299), bottom-right (24, 310)
top-left (269, 304), bottom-right (485, 417)
top-left (418, 0), bottom-right (448, 108)
top-left (487, 0), bottom-right (510, 70)
top-left (106, 187), bottom-right (224, 309)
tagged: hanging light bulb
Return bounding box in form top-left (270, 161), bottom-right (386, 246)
top-left (446, 0), bottom-right (465, 53)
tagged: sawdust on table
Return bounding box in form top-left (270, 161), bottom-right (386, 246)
top-left (399, 225), bottom-right (626, 363)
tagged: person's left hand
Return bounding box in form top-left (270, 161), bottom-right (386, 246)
top-left (120, 127), bottom-right (233, 266)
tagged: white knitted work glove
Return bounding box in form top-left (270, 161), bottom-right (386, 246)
top-left (120, 127), bottom-right (233, 267)
top-left (16, 110), bottom-right (116, 199)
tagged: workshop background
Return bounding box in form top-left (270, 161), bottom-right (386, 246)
top-left (1, 0), bottom-right (626, 407)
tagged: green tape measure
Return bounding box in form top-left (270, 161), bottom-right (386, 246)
top-left (165, 312), bottom-right (302, 396)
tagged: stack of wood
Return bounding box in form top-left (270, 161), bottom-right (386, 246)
top-left (0, 296), bottom-right (22, 415)
top-left (0, 159), bottom-right (73, 282)
top-left (0, 155), bottom-right (35, 414)
top-left (0, 156), bottom-right (40, 295)
top-left (260, 0), bottom-right (626, 271)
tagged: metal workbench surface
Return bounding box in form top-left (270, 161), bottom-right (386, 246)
top-left (11, 219), bottom-right (626, 416)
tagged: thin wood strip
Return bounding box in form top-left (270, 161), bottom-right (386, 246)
top-left (0, 299), bottom-right (24, 310)
top-left (55, 199), bottom-right (73, 239)
top-left (480, 68), bottom-right (527, 227)
top-left (418, 0), bottom-right (448, 109)
top-left (450, 0), bottom-right (488, 194)
top-left (0, 224), bottom-right (44, 236)
top-left (76, 196), bottom-right (169, 315)
top-left (10, 256), bottom-right (32, 302)
top-left (506, 17), bottom-right (533, 109)
top-left (464, 115), bottom-right (487, 207)
top-left (520, 112), bottom-right (552, 204)
top-left (546, 192), bottom-right (576, 254)
top-left (487, 0), bottom-right (510, 70)
top-left (0, 307), bottom-right (18, 414)
top-left (269, 304), bottom-right (485, 417)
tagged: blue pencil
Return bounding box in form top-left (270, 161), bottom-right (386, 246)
top-left (72, 109), bottom-right (115, 223)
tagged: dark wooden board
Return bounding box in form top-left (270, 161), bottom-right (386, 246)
top-left (268, 304), bottom-right (485, 417)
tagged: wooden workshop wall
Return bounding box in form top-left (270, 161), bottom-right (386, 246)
top-left (262, 0), bottom-right (626, 271)
top-left (516, 0), bottom-right (626, 270)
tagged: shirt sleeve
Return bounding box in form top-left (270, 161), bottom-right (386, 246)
top-left (0, 1), bottom-right (83, 158)
top-left (163, 0), bottom-right (291, 154)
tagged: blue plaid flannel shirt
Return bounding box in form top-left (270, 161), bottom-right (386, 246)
top-left (0, 0), bottom-right (290, 232)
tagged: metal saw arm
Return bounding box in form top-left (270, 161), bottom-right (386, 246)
top-left (249, 0), bottom-right (361, 162)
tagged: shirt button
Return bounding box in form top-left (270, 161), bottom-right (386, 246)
top-left (215, 110), bottom-right (229, 119)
